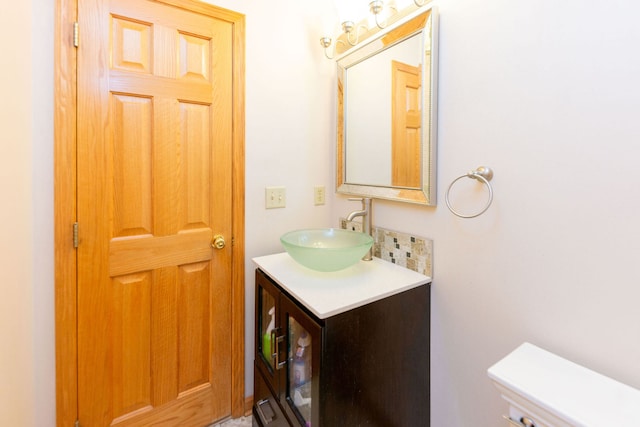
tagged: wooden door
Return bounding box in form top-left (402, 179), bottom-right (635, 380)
top-left (74, 0), bottom-right (242, 425)
top-left (391, 60), bottom-right (422, 188)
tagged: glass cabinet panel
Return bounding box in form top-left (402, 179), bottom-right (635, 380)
top-left (287, 316), bottom-right (312, 426)
top-left (258, 286), bottom-right (276, 371)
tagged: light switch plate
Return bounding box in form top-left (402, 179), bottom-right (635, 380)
top-left (265, 186), bottom-right (286, 209)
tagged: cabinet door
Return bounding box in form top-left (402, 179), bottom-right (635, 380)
top-left (279, 295), bottom-right (321, 427)
top-left (255, 270), bottom-right (281, 390)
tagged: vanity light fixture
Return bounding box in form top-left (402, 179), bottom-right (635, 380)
top-left (320, 0), bottom-right (431, 59)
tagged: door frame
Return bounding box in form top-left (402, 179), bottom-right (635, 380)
top-left (53, 0), bottom-right (246, 425)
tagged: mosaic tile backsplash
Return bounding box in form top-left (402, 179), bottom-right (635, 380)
top-left (340, 219), bottom-right (433, 277)
top-left (373, 227), bottom-right (433, 277)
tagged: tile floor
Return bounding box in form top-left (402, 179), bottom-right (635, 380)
top-left (210, 416), bottom-right (253, 427)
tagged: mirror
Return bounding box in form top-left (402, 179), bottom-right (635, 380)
top-left (337, 7), bottom-right (438, 205)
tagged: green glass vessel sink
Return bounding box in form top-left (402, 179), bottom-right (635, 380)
top-left (280, 228), bottom-right (374, 272)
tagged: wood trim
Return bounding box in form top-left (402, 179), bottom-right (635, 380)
top-left (230, 10), bottom-right (246, 419)
top-left (153, 0), bottom-right (243, 23)
top-left (54, 0), bottom-right (78, 425)
top-left (54, 0), bottom-right (246, 423)
top-left (244, 396), bottom-right (254, 417)
top-left (381, 9), bottom-right (430, 47)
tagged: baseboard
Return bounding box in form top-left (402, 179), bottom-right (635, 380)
top-left (244, 395), bottom-right (253, 417)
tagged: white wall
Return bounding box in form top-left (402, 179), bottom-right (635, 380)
top-left (206, 0), bottom-right (338, 397)
top-left (336, 0), bottom-right (640, 425)
top-left (14, 0), bottom-right (640, 425)
top-left (0, 0), bottom-right (39, 425)
top-left (31, 0), bottom-right (56, 424)
top-left (221, 1), bottom-right (640, 424)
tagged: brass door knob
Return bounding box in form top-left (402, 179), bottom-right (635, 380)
top-left (212, 234), bottom-right (226, 249)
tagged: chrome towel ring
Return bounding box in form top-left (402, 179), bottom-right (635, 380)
top-left (445, 166), bottom-right (494, 218)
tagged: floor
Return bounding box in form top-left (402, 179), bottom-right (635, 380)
top-left (210, 416), bottom-right (253, 427)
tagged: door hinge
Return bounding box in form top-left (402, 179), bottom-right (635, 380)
top-left (73, 22), bottom-right (79, 47)
top-left (73, 222), bottom-right (79, 248)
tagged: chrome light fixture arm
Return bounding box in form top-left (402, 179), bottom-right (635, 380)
top-left (369, 1), bottom-right (396, 29)
top-left (342, 21), bottom-right (367, 46)
top-left (319, 37), bottom-right (347, 60)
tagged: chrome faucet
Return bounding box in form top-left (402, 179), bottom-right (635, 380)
top-left (346, 197), bottom-right (373, 261)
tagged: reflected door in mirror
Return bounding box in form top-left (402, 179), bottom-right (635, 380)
top-left (392, 60), bottom-right (421, 187)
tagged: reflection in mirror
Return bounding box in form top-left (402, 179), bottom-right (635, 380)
top-left (337, 7), bottom-right (438, 205)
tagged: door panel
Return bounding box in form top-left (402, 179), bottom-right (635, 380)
top-left (76, 0), bottom-right (235, 425)
top-left (391, 60), bottom-right (422, 188)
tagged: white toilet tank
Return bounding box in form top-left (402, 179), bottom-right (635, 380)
top-left (488, 342), bottom-right (640, 427)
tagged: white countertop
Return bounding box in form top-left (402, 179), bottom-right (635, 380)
top-left (253, 252), bottom-right (431, 319)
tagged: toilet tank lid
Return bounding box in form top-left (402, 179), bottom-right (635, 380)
top-left (488, 342), bottom-right (640, 427)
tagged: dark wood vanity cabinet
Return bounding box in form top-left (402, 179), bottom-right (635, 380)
top-left (253, 268), bottom-right (430, 427)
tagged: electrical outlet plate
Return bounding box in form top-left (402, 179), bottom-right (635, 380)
top-left (265, 186), bottom-right (286, 209)
top-left (314, 186), bottom-right (325, 205)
